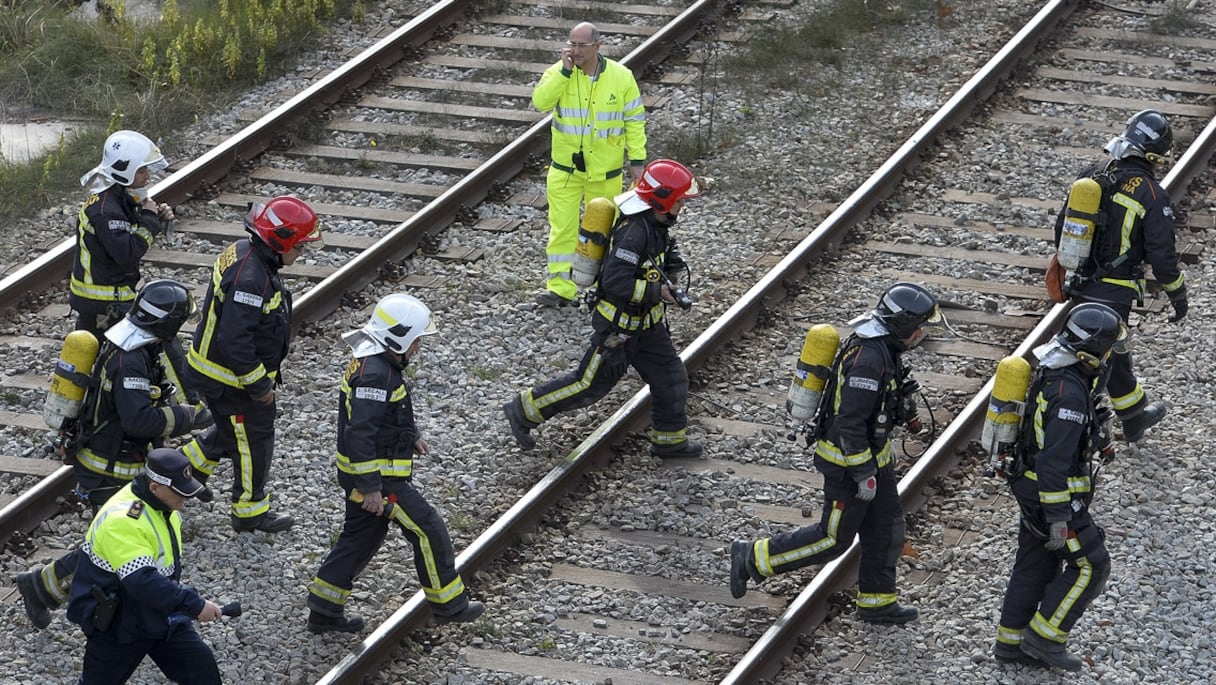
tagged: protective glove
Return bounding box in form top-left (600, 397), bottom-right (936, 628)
top-left (170, 405), bottom-right (197, 437)
top-left (855, 475), bottom-right (877, 502)
top-left (1044, 520), bottom-right (1069, 551)
top-left (1167, 286), bottom-right (1188, 323)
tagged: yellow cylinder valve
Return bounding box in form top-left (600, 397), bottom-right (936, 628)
top-left (786, 324), bottom-right (840, 422)
top-left (43, 329), bottom-right (100, 429)
top-left (572, 196), bottom-right (617, 287)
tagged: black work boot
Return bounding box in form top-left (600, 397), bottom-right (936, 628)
top-left (1120, 401), bottom-right (1167, 442)
top-left (434, 600), bottom-right (485, 625)
top-left (503, 396), bottom-right (537, 450)
top-left (993, 640), bottom-right (1046, 666)
top-left (15, 569), bottom-right (54, 629)
top-left (729, 540), bottom-right (753, 599)
top-left (232, 511), bottom-right (294, 533)
top-left (1020, 629), bottom-right (1083, 672)
top-left (649, 439), bottom-right (703, 459)
top-left (307, 610), bottom-right (365, 634)
top-left (857, 602), bottom-right (919, 625)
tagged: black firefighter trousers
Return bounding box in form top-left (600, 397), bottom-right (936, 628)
top-left (755, 466), bottom-right (907, 611)
top-left (524, 322), bottom-right (689, 443)
top-left (307, 473), bottom-right (471, 619)
top-left (997, 506), bottom-right (1110, 648)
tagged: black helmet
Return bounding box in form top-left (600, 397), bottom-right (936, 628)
top-left (1120, 109), bottom-right (1173, 160)
top-left (128, 279), bottom-right (196, 340)
top-left (1058, 303), bottom-right (1125, 369)
top-left (873, 282), bottom-right (941, 345)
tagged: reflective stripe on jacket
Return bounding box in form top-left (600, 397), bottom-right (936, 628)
top-left (187, 238), bottom-right (290, 399)
top-left (532, 55), bottom-right (647, 181)
top-left (336, 352), bottom-right (419, 492)
top-left (70, 186), bottom-right (160, 304)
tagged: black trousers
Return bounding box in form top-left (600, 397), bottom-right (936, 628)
top-left (756, 466), bottom-right (906, 608)
top-left (181, 390), bottom-right (277, 521)
top-left (79, 622), bottom-right (220, 685)
top-left (527, 322), bottom-right (689, 439)
top-left (308, 473), bottom-right (470, 617)
top-left (998, 506), bottom-right (1110, 644)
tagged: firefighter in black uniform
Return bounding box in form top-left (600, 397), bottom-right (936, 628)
top-left (181, 196), bottom-right (321, 533)
top-left (15, 280), bottom-right (199, 630)
top-left (503, 159), bottom-right (703, 458)
top-left (66, 447), bottom-right (223, 684)
top-left (1054, 109), bottom-right (1186, 442)
top-left (307, 294), bottom-right (484, 632)
top-left (728, 283), bottom-right (943, 625)
top-left (70, 130), bottom-right (207, 426)
top-left (993, 303), bottom-right (1123, 671)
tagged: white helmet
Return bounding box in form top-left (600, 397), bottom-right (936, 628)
top-left (80, 130), bottom-right (168, 190)
top-left (343, 294), bottom-right (437, 358)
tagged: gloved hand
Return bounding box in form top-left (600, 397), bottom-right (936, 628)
top-left (171, 405), bottom-right (197, 437)
top-left (855, 475), bottom-right (877, 502)
top-left (1044, 520), bottom-right (1069, 551)
top-left (1167, 286), bottom-right (1188, 323)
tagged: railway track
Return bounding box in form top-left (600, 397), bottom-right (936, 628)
top-left (2, 0), bottom-right (1214, 683)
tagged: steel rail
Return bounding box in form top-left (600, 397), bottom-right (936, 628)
top-left (0, 0), bottom-right (718, 546)
top-left (0, 0), bottom-right (470, 313)
top-left (293, 0), bottom-right (718, 323)
top-left (312, 3), bottom-right (723, 682)
top-left (721, 20), bottom-right (1216, 685)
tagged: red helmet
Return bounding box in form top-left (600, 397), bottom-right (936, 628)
top-left (245, 196), bottom-right (322, 254)
top-left (635, 159), bottom-right (701, 213)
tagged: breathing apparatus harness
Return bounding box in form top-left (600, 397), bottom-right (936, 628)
top-left (792, 334), bottom-right (937, 459)
top-left (1064, 161), bottom-right (1148, 304)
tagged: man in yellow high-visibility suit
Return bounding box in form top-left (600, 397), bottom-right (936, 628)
top-left (532, 21), bottom-right (647, 307)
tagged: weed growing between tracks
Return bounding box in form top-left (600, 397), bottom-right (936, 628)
top-left (0, 0), bottom-right (364, 220)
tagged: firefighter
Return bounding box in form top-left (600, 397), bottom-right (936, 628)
top-left (181, 196), bottom-right (321, 533)
top-left (503, 159), bottom-right (703, 458)
top-left (15, 280), bottom-right (199, 630)
top-left (728, 283), bottom-right (943, 624)
top-left (531, 21), bottom-right (647, 307)
top-left (1054, 109), bottom-right (1186, 442)
top-left (66, 447), bottom-right (223, 684)
top-left (993, 303), bottom-right (1123, 671)
top-left (70, 130), bottom-right (209, 428)
top-left (306, 294), bottom-right (484, 632)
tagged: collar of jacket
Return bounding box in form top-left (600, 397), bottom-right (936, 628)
top-left (246, 236), bottom-right (285, 271)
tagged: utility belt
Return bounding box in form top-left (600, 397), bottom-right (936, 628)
top-left (550, 161), bottom-right (622, 180)
top-left (595, 300), bottom-right (664, 332)
top-left (77, 443), bottom-right (147, 480)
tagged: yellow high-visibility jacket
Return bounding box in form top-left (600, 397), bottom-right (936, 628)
top-left (533, 54), bottom-right (647, 181)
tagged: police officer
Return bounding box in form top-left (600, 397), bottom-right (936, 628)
top-left (993, 303), bottom-right (1122, 671)
top-left (1054, 109), bottom-right (1186, 441)
top-left (15, 280), bottom-right (199, 630)
top-left (532, 21), bottom-right (647, 307)
top-left (66, 447), bottom-right (223, 684)
top-left (504, 159), bottom-right (703, 458)
top-left (728, 283), bottom-right (942, 624)
top-left (306, 294), bottom-right (485, 632)
top-left (71, 130), bottom-right (208, 427)
top-left (181, 196), bottom-right (321, 533)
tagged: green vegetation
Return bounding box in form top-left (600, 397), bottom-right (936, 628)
top-left (0, 0), bottom-right (361, 219)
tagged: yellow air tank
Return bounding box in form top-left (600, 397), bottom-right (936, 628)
top-left (43, 330), bottom-right (100, 429)
top-left (572, 196), bottom-right (617, 287)
top-left (981, 355), bottom-right (1032, 457)
top-left (786, 324), bottom-right (840, 422)
top-left (1056, 176), bottom-right (1103, 271)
